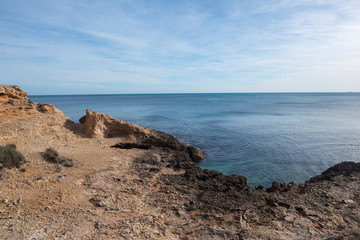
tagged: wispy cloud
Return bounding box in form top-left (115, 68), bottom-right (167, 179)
top-left (0, 0), bottom-right (359, 94)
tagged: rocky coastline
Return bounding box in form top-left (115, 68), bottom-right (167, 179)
top-left (0, 85), bottom-right (359, 239)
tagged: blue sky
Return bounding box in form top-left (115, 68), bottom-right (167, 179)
top-left (0, 0), bottom-right (359, 94)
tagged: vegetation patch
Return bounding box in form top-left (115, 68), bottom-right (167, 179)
top-left (41, 148), bottom-right (78, 167)
top-left (0, 144), bottom-right (26, 169)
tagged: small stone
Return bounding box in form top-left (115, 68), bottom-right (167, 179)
top-left (326, 221), bottom-right (333, 228)
top-left (343, 199), bottom-right (357, 208)
top-left (132, 223), bottom-right (141, 234)
top-left (35, 176), bottom-right (44, 181)
top-left (308, 228), bottom-right (317, 235)
top-left (94, 222), bottom-right (100, 229)
top-left (26, 180), bottom-right (35, 187)
top-left (285, 215), bottom-right (295, 222)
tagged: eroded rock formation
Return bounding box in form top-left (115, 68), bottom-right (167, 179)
top-left (0, 85), bottom-right (62, 117)
top-left (80, 109), bottom-right (204, 162)
top-left (81, 109), bottom-right (151, 138)
top-left (0, 85), bottom-right (27, 100)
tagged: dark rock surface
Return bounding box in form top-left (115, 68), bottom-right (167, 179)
top-left (88, 140), bottom-right (360, 239)
top-left (80, 109), bottom-right (359, 239)
top-left (307, 161), bottom-right (360, 183)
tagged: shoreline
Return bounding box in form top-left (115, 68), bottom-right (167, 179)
top-left (29, 91), bottom-right (360, 188)
top-left (1, 85), bottom-right (359, 239)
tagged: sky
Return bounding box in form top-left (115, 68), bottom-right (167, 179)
top-left (0, 0), bottom-right (359, 95)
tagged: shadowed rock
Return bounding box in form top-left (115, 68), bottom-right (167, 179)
top-left (307, 161), bottom-right (360, 183)
top-left (266, 181), bottom-right (296, 193)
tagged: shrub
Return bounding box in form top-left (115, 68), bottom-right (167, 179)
top-left (41, 148), bottom-right (77, 167)
top-left (0, 144), bottom-right (26, 169)
top-left (42, 148), bottom-right (59, 163)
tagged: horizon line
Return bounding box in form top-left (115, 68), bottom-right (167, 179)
top-left (29, 91), bottom-right (358, 97)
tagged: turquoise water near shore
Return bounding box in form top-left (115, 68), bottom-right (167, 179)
top-left (30, 93), bottom-right (360, 187)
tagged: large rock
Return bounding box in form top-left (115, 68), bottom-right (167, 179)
top-left (36, 103), bottom-right (61, 113)
top-left (0, 84), bottom-right (62, 115)
top-left (0, 85), bottom-right (27, 100)
top-left (81, 109), bottom-right (151, 138)
top-left (0, 84), bottom-right (36, 114)
top-left (81, 109), bottom-right (204, 162)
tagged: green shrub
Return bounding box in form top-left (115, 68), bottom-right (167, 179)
top-left (0, 144), bottom-right (26, 169)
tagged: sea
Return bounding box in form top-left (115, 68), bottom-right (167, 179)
top-left (29, 93), bottom-right (360, 188)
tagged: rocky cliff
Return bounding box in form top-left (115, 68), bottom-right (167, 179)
top-left (0, 85), bottom-right (28, 100)
top-left (0, 85), bottom-right (359, 240)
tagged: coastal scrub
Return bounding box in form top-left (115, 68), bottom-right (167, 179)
top-left (41, 148), bottom-right (78, 167)
top-left (0, 144), bottom-right (26, 169)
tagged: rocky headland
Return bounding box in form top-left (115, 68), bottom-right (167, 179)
top-left (0, 85), bottom-right (359, 240)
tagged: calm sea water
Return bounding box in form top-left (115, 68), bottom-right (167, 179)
top-left (30, 93), bottom-right (360, 187)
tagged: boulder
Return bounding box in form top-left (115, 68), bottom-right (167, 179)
top-left (82, 109), bottom-right (205, 162)
top-left (187, 146), bottom-right (204, 162)
top-left (80, 109), bottom-right (151, 138)
top-left (37, 103), bottom-right (61, 113)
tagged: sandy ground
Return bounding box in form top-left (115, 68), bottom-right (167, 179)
top-left (0, 98), bottom-right (194, 239)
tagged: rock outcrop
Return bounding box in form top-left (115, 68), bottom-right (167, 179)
top-left (36, 103), bottom-right (61, 113)
top-left (307, 161), bottom-right (360, 183)
top-left (0, 85), bottom-right (27, 100)
top-left (81, 109), bottom-right (151, 138)
top-left (0, 85), bottom-right (62, 117)
top-left (81, 109), bottom-right (204, 162)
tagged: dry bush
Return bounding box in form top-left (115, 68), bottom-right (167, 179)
top-left (0, 144), bottom-right (26, 169)
top-left (41, 148), bottom-right (77, 167)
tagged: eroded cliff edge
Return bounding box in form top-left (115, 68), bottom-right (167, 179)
top-left (0, 85), bottom-right (359, 240)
